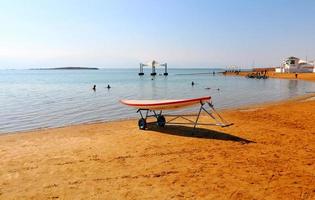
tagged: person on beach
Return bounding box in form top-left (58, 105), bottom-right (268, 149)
top-left (295, 73), bottom-right (298, 79)
top-left (107, 84), bottom-right (111, 89)
top-left (93, 85), bottom-right (96, 91)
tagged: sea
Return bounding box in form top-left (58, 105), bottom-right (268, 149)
top-left (1, 68), bottom-right (315, 134)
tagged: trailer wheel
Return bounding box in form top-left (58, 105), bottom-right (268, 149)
top-left (157, 115), bottom-right (166, 127)
top-left (138, 118), bottom-right (147, 130)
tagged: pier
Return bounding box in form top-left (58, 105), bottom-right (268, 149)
top-left (139, 60), bottom-right (168, 76)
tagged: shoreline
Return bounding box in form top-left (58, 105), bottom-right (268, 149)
top-left (1, 94), bottom-right (315, 199)
top-left (224, 71), bottom-right (315, 82)
top-left (2, 93), bottom-right (314, 136)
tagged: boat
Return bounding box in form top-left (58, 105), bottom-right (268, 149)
top-left (120, 96), bottom-right (211, 110)
top-left (120, 96), bottom-right (232, 130)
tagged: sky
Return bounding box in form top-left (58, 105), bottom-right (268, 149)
top-left (0, 0), bottom-right (315, 69)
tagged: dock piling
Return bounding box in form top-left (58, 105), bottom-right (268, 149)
top-left (138, 63), bottom-right (144, 75)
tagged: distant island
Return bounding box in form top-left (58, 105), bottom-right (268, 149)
top-left (30, 67), bottom-right (99, 70)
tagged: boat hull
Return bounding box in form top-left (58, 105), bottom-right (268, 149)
top-left (120, 96), bottom-right (211, 110)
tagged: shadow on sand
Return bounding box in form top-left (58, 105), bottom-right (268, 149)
top-left (146, 124), bottom-right (254, 144)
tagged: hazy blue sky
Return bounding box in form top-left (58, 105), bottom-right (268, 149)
top-left (1, 0), bottom-right (315, 68)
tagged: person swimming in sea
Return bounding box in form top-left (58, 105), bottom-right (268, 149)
top-left (107, 84), bottom-right (111, 89)
top-left (92, 85), bottom-right (96, 91)
top-left (191, 81), bottom-right (195, 86)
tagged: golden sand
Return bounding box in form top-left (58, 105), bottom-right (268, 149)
top-left (225, 71), bottom-right (315, 82)
top-left (0, 95), bottom-right (315, 199)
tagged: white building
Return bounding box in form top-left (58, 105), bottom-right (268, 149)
top-left (275, 56), bottom-right (315, 73)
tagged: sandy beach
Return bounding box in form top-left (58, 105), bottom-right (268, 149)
top-left (225, 71), bottom-right (315, 82)
top-left (0, 95), bottom-right (314, 199)
top-left (2, 0), bottom-right (315, 199)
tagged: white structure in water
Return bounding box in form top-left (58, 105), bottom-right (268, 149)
top-left (139, 60), bottom-right (168, 76)
top-left (275, 56), bottom-right (315, 73)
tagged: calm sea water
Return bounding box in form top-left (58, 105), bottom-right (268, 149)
top-left (1, 68), bottom-right (315, 133)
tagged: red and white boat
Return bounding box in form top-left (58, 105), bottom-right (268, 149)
top-left (120, 96), bottom-right (232, 130)
top-left (120, 96), bottom-right (211, 110)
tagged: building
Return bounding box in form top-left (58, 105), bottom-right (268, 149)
top-left (275, 56), bottom-right (315, 73)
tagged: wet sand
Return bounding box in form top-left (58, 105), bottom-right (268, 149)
top-left (225, 71), bottom-right (315, 82)
top-left (0, 95), bottom-right (315, 199)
